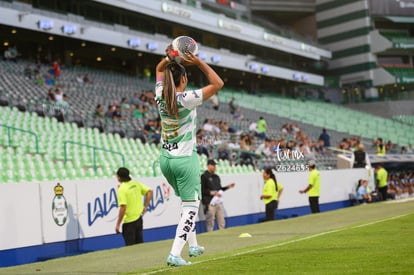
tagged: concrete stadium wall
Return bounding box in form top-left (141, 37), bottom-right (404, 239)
top-left (0, 168), bottom-right (370, 267)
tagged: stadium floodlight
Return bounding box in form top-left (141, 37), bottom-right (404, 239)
top-left (301, 74), bottom-right (308, 82)
top-left (62, 25), bottom-right (76, 35)
top-left (38, 19), bottom-right (54, 31)
top-left (197, 52), bottom-right (207, 60)
top-left (249, 63), bottom-right (258, 71)
top-left (146, 42), bottom-right (158, 51)
top-left (211, 55), bottom-right (221, 63)
top-left (293, 72), bottom-right (301, 80)
top-left (128, 38), bottom-right (140, 48)
top-left (261, 66), bottom-right (269, 74)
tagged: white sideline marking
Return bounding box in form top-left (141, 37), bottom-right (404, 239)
top-left (144, 213), bottom-right (412, 274)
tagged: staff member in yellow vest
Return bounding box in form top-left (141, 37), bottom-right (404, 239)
top-left (260, 168), bottom-right (283, 221)
top-left (375, 163), bottom-right (388, 201)
top-left (376, 138), bottom-right (386, 156)
top-left (299, 160), bottom-right (321, 213)
top-left (115, 167), bottom-right (153, 246)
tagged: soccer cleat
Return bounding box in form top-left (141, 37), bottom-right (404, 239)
top-left (167, 254), bottom-right (191, 267)
top-left (189, 246), bottom-right (205, 257)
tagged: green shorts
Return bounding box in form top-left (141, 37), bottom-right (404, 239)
top-left (159, 152), bottom-right (201, 201)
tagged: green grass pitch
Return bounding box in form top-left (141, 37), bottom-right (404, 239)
top-left (1, 199), bottom-right (413, 274)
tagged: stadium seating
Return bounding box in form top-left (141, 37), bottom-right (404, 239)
top-left (0, 59), bottom-right (412, 183)
top-left (0, 106), bottom-right (256, 183)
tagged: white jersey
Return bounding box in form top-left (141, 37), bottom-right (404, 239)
top-left (155, 81), bottom-right (203, 157)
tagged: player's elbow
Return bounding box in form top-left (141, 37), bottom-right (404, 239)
top-left (216, 78), bottom-right (224, 90)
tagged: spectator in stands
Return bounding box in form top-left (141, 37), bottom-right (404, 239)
top-left (3, 46), bottom-right (17, 62)
top-left (319, 128), bottom-right (330, 148)
top-left (111, 100), bottom-right (120, 112)
top-left (105, 105), bottom-right (114, 119)
top-left (143, 118), bottom-right (160, 145)
top-left (131, 92), bottom-right (144, 106)
top-left (196, 129), bottom-right (209, 158)
top-left (83, 73), bottom-right (91, 84)
top-left (375, 163), bottom-right (388, 201)
top-left (398, 173), bottom-right (411, 199)
top-left (255, 116), bottom-right (267, 140)
top-left (299, 138), bottom-right (315, 160)
top-left (203, 119), bottom-right (220, 134)
top-left (356, 179), bottom-right (372, 204)
top-left (352, 143), bottom-right (368, 168)
top-left (76, 74), bottom-right (84, 84)
top-left (52, 59), bottom-right (61, 80)
top-left (406, 144), bottom-right (413, 154)
top-left (214, 134), bottom-right (230, 161)
top-left (385, 140), bottom-right (392, 152)
top-left (93, 104), bottom-right (105, 132)
top-left (281, 124), bottom-right (290, 135)
top-left (134, 104), bottom-right (147, 119)
top-left (138, 92), bottom-right (148, 105)
top-left (314, 138), bottom-right (326, 155)
top-left (229, 97), bottom-right (236, 115)
top-left (233, 106), bottom-right (244, 120)
top-left (94, 104), bottom-right (104, 118)
top-left (34, 73), bottom-right (45, 86)
top-left (292, 123), bottom-right (301, 135)
top-left (24, 65), bottom-right (32, 79)
top-left (112, 105), bottom-right (124, 121)
top-left (248, 120), bottom-right (257, 136)
top-left (224, 135), bottom-right (239, 165)
top-left (46, 88), bottom-right (55, 102)
top-left (54, 88), bottom-right (63, 102)
top-left (33, 65), bottom-right (41, 76)
top-left (239, 133), bottom-right (256, 167)
top-left (376, 138), bottom-right (386, 156)
top-left (44, 73), bottom-right (55, 86)
top-left (210, 94), bottom-right (219, 110)
top-left (255, 137), bottom-right (273, 157)
top-left (54, 94), bottom-right (69, 122)
top-left (120, 97), bottom-right (131, 111)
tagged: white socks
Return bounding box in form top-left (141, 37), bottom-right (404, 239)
top-left (170, 200), bottom-right (199, 257)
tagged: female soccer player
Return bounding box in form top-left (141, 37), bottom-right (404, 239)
top-left (155, 46), bottom-right (224, 266)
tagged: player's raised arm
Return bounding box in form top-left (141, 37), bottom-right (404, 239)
top-left (156, 44), bottom-right (175, 81)
top-left (182, 52), bottom-right (224, 101)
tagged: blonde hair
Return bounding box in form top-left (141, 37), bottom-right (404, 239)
top-left (163, 62), bottom-right (186, 117)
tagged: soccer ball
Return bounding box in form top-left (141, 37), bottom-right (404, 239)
top-left (170, 36), bottom-right (199, 63)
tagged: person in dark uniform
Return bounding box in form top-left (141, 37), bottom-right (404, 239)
top-left (201, 160), bottom-right (235, 232)
top-left (353, 143), bottom-right (368, 168)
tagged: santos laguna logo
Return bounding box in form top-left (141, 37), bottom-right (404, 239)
top-left (52, 183), bottom-right (68, 226)
top-left (87, 182), bottom-right (173, 226)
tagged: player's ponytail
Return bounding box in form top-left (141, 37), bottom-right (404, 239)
top-left (163, 62), bottom-right (186, 117)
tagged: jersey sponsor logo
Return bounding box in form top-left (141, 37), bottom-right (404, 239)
top-left (162, 141), bottom-right (178, 151)
top-left (192, 91), bottom-right (200, 98)
top-left (178, 210), bottom-right (196, 241)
